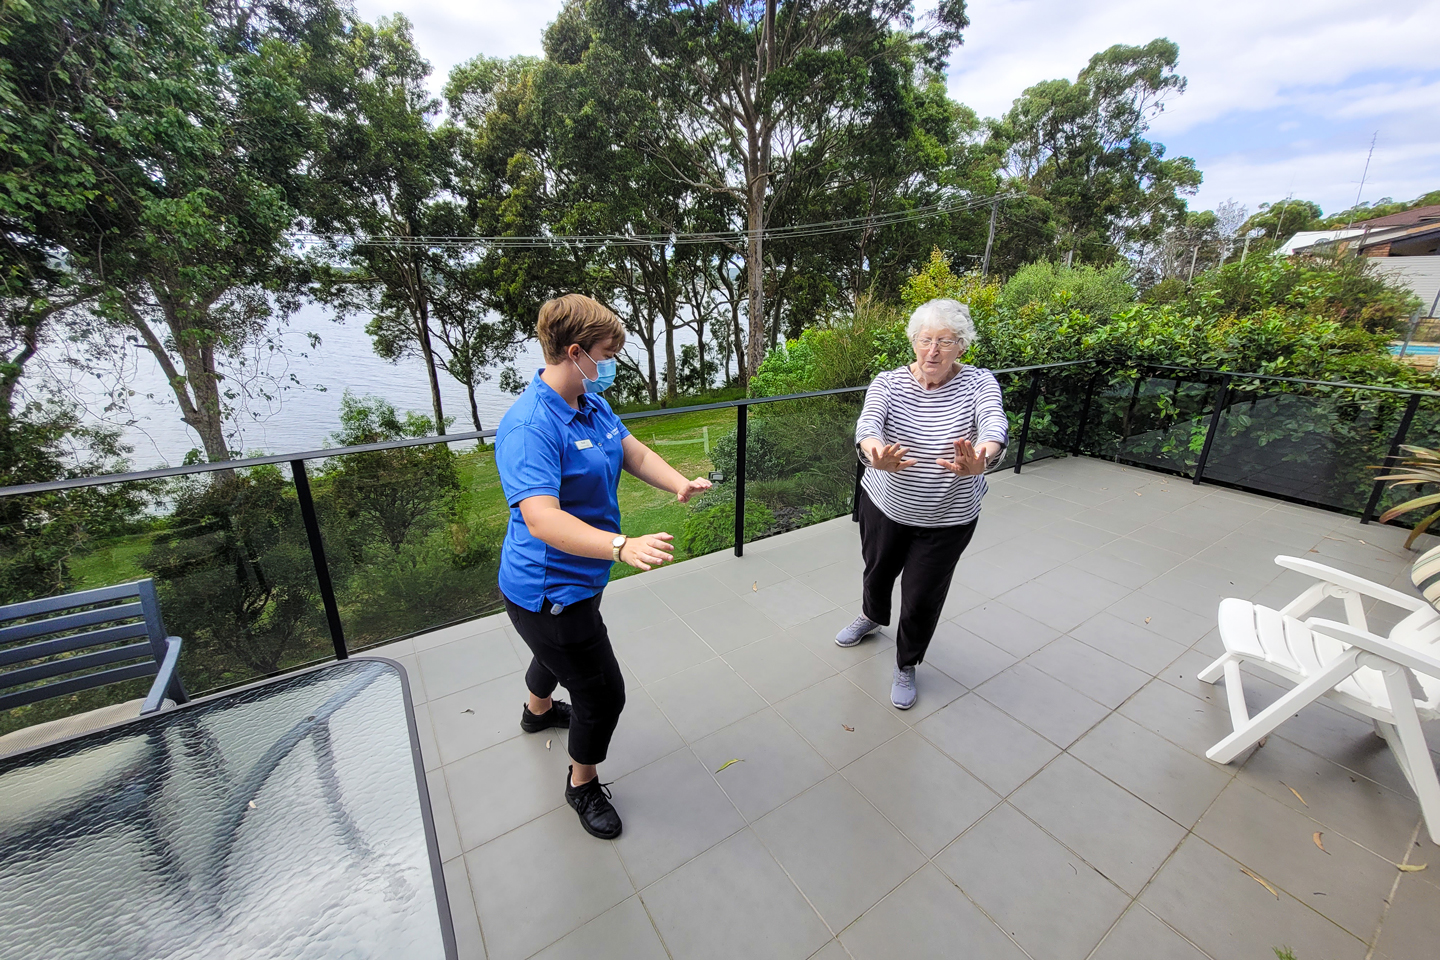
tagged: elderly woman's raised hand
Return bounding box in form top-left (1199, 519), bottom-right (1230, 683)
top-left (937, 439), bottom-right (989, 477)
top-left (869, 442), bottom-right (918, 473)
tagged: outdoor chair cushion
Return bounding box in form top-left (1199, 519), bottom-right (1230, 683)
top-left (0, 698), bottom-right (174, 759)
top-left (1411, 543), bottom-right (1440, 611)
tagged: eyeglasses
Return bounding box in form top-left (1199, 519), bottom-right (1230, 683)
top-left (913, 337), bottom-right (961, 350)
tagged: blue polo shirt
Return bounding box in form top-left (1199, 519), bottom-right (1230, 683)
top-left (495, 371), bottom-right (630, 612)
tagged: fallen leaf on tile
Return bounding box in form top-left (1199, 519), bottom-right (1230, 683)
top-left (1398, 863), bottom-right (1428, 872)
top-left (1358, 540), bottom-right (1368, 545)
top-left (1241, 867), bottom-right (1279, 898)
top-left (752, 581), bottom-right (758, 591)
top-left (1313, 832), bottom-right (1327, 854)
top-left (842, 724), bottom-right (855, 732)
top-left (1144, 617), bottom-right (1151, 623)
top-left (462, 708), bottom-right (474, 715)
top-left (1282, 782), bottom-right (1308, 806)
top-left (546, 739), bottom-right (551, 750)
top-left (1258, 736), bottom-right (1268, 748)
top-left (1310, 548), bottom-right (1319, 553)
top-left (714, 758), bottom-right (744, 773)
top-left (248, 801), bottom-right (256, 810)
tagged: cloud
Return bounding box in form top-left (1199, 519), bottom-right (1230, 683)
top-left (352, 0), bottom-right (561, 82)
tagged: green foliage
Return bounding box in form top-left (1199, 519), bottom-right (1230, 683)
top-left (321, 393), bottom-right (460, 560)
top-left (1240, 199), bottom-right (1324, 244)
top-left (140, 466), bottom-right (327, 685)
top-left (677, 499), bottom-right (774, 556)
top-left (751, 300), bottom-right (908, 397)
top-left (1375, 445), bottom-right (1440, 548)
top-left (0, 400), bottom-right (149, 604)
top-left (987, 39), bottom-right (1200, 265)
top-left (998, 260), bottom-right (1137, 319)
top-left (710, 419), bottom-right (791, 483)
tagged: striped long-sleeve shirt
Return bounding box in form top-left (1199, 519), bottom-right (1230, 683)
top-left (855, 365), bottom-right (1009, 527)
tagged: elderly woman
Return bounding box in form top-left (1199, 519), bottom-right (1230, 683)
top-left (835, 298), bottom-right (1008, 709)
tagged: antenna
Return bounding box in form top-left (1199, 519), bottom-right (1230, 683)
top-left (1347, 132), bottom-right (1378, 230)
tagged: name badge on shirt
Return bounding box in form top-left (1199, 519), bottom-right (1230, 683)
top-left (574, 439), bottom-right (594, 450)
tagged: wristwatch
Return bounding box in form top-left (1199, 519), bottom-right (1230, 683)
top-left (611, 535), bottom-right (627, 562)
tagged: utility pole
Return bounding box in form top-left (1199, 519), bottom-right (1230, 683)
top-left (1186, 245), bottom-right (1199, 283)
top-left (1241, 234), bottom-right (1253, 264)
top-left (981, 198), bottom-right (999, 277)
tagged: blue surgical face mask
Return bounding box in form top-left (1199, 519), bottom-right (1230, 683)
top-left (574, 348), bottom-right (617, 394)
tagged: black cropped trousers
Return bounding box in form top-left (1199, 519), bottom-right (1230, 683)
top-left (858, 489), bottom-right (978, 669)
top-left (504, 592), bottom-right (626, 766)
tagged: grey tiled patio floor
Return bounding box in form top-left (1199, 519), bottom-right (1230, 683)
top-left (373, 457), bottom-right (1440, 960)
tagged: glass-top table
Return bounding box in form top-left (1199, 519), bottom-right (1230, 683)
top-left (0, 658), bottom-right (456, 959)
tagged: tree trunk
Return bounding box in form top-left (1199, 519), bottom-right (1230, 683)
top-left (466, 382), bottom-right (482, 431)
top-left (745, 172), bottom-right (767, 377)
top-left (663, 310), bottom-right (677, 405)
top-left (743, 0), bottom-right (775, 378)
top-left (732, 295), bottom-right (748, 391)
top-left (0, 311), bottom-right (41, 424)
top-left (412, 280), bottom-right (447, 435)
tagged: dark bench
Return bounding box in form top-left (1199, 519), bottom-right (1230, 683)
top-left (0, 579), bottom-right (187, 756)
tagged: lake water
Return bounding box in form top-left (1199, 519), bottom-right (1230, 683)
top-left (44, 301), bottom-right (690, 468)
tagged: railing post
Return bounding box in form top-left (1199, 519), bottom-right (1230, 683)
top-left (851, 458), bottom-right (865, 522)
top-left (1191, 374), bottom-right (1232, 485)
top-left (292, 459), bottom-right (347, 660)
top-left (1013, 370), bottom-right (1042, 473)
top-left (1071, 369), bottom-right (1100, 455)
top-left (1362, 392), bottom-right (1422, 524)
top-left (733, 403), bottom-right (748, 556)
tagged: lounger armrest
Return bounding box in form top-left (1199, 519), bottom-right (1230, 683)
top-left (1306, 618), bottom-right (1440, 680)
top-left (1274, 556), bottom-right (1430, 613)
top-left (142, 637), bottom-right (183, 715)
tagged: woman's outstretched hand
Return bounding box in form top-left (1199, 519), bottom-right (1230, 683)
top-left (870, 442), bottom-right (918, 472)
top-left (675, 477), bottom-right (713, 503)
top-left (937, 439), bottom-right (988, 477)
top-left (621, 532), bottom-right (674, 571)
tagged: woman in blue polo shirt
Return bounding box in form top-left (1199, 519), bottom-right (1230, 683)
top-left (495, 294), bottom-right (711, 839)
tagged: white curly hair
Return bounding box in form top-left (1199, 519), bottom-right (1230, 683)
top-left (906, 299), bottom-right (977, 352)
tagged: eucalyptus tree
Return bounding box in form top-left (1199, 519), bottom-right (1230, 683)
top-left (309, 15), bottom-right (460, 436)
top-left (589, 0), bottom-right (970, 376)
top-left (988, 39), bottom-right (1201, 267)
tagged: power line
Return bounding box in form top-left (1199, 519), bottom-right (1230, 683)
top-left (293, 194), bottom-right (1018, 251)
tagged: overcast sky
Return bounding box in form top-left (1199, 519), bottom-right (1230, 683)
top-left (354, 0), bottom-right (1440, 220)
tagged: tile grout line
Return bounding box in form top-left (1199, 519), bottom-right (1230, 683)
top-left (1364, 818), bottom-right (1424, 960)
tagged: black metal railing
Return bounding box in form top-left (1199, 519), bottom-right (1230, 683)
top-left (1, 358), bottom-right (1436, 715)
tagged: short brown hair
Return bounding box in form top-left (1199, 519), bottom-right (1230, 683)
top-left (536, 294), bottom-right (626, 363)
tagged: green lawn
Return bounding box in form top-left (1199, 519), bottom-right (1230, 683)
top-left (69, 534), bottom-right (154, 589)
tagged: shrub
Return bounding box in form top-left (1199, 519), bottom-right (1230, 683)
top-left (677, 499), bottom-right (774, 555)
top-left (998, 260), bottom-right (1137, 319)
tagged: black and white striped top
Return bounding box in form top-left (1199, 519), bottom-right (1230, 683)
top-left (856, 365), bottom-right (1008, 527)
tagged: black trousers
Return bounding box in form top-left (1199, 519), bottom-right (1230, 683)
top-left (504, 593), bottom-right (626, 766)
top-left (858, 489), bottom-right (978, 669)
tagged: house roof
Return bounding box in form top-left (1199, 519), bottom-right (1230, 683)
top-left (1350, 203), bottom-right (1440, 229)
top-left (1276, 229), bottom-right (1364, 255)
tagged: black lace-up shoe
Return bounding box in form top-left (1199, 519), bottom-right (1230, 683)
top-left (521, 699), bottom-right (572, 734)
top-left (565, 767), bottom-right (622, 839)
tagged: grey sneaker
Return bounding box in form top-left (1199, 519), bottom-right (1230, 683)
top-left (835, 615), bottom-right (880, 647)
top-left (891, 665), bottom-right (917, 710)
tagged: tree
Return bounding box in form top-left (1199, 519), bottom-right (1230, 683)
top-left (1240, 198), bottom-right (1324, 245)
top-left (321, 393), bottom-right (460, 561)
top-left (989, 39), bottom-right (1201, 266)
top-left (309, 15), bottom-right (458, 437)
top-left (591, 0), bottom-right (971, 377)
top-left (78, 0), bottom-right (333, 462)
